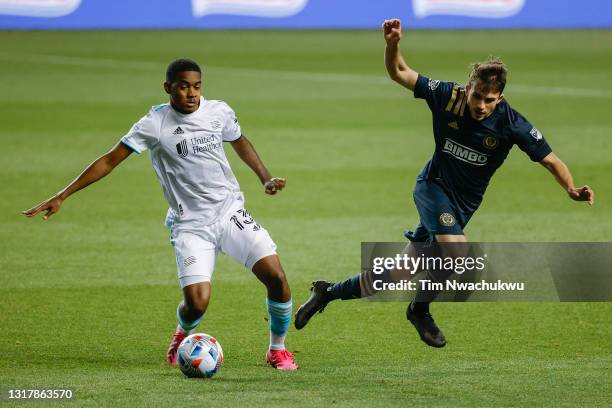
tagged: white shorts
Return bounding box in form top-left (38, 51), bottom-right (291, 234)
top-left (167, 198), bottom-right (277, 288)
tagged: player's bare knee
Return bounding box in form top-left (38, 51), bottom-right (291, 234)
top-left (258, 267), bottom-right (290, 300)
top-left (252, 256), bottom-right (286, 285)
top-left (265, 269), bottom-right (287, 290)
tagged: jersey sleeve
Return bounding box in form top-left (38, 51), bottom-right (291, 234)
top-left (413, 74), bottom-right (456, 112)
top-left (120, 110), bottom-right (159, 154)
top-left (220, 103), bottom-right (242, 142)
top-left (509, 109), bottom-right (552, 162)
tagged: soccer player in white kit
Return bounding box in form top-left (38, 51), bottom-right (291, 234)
top-left (22, 59), bottom-right (298, 370)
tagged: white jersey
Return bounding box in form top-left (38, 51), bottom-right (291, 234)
top-left (121, 97), bottom-right (243, 225)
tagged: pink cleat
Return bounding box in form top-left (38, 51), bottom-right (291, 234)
top-left (166, 326), bottom-right (186, 366)
top-left (266, 349), bottom-right (298, 371)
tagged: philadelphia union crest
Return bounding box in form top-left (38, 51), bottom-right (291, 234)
top-left (483, 136), bottom-right (498, 150)
top-left (439, 212), bottom-right (456, 227)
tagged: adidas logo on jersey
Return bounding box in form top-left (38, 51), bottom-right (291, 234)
top-left (448, 121), bottom-right (459, 130)
top-left (173, 126), bottom-right (185, 135)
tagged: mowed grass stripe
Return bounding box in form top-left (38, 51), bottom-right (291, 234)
top-left (1, 50), bottom-right (611, 99)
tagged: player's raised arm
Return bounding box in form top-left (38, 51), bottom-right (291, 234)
top-left (230, 135), bottom-right (286, 195)
top-left (383, 19), bottom-right (419, 91)
top-left (22, 142), bottom-right (133, 220)
top-left (539, 152), bottom-right (594, 205)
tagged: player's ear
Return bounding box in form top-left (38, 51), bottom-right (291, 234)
top-left (497, 93), bottom-right (505, 103)
top-left (163, 81), bottom-right (171, 95)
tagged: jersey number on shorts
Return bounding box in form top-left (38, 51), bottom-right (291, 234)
top-left (230, 209), bottom-right (261, 232)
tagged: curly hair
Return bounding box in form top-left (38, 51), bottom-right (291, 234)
top-left (166, 58), bottom-right (201, 84)
top-left (469, 57), bottom-right (507, 94)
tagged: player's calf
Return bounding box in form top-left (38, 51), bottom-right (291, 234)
top-left (252, 255), bottom-right (291, 301)
top-left (168, 283), bottom-right (211, 365)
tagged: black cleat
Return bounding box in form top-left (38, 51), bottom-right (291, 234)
top-left (406, 303), bottom-right (447, 348)
top-left (294, 281), bottom-right (333, 330)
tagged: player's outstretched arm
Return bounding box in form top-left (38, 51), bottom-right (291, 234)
top-left (383, 18), bottom-right (419, 91)
top-left (230, 135), bottom-right (285, 195)
top-left (22, 142), bottom-right (133, 220)
top-left (539, 152), bottom-right (594, 205)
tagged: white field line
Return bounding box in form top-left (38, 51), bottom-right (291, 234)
top-left (0, 52), bottom-right (610, 98)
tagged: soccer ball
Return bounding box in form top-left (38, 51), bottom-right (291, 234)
top-left (177, 333), bottom-right (223, 378)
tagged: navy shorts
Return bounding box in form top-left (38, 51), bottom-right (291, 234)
top-left (404, 179), bottom-right (474, 242)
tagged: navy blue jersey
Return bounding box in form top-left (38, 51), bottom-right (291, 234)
top-left (413, 74), bottom-right (552, 213)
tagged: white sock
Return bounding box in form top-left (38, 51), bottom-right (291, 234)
top-left (269, 332), bottom-right (286, 351)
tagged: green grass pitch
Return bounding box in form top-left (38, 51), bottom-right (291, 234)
top-left (1, 30), bottom-right (611, 406)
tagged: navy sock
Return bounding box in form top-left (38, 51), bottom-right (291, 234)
top-left (410, 301), bottom-right (430, 315)
top-left (327, 274), bottom-right (361, 300)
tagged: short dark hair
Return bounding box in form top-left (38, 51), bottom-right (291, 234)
top-left (469, 56), bottom-right (507, 94)
top-left (166, 58), bottom-right (201, 83)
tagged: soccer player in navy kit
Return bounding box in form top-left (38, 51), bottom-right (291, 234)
top-left (294, 19), bottom-right (594, 347)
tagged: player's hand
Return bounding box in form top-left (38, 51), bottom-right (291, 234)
top-left (264, 177), bottom-right (286, 195)
top-left (383, 18), bottom-right (402, 45)
top-left (22, 195), bottom-right (64, 220)
top-left (568, 185), bottom-right (594, 205)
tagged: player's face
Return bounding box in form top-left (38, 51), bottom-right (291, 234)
top-left (164, 71), bottom-right (202, 114)
top-left (466, 81), bottom-right (504, 121)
